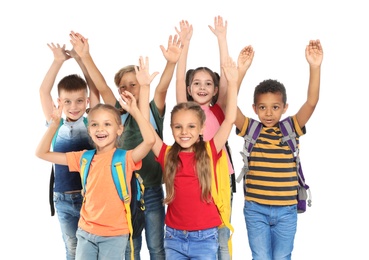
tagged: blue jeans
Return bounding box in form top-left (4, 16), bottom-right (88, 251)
top-left (164, 226), bottom-right (219, 260)
top-left (76, 228), bottom-right (129, 260)
top-left (244, 200), bottom-right (297, 260)
top-left (54, 192), bottom-right (83, 260)
top-left (125, 186), bottom-right (165, 260)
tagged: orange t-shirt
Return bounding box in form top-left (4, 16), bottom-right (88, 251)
top-left (66, 148), bottom-right (142, 236)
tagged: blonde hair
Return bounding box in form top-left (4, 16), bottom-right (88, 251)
top-left (114, 65), bottom-right (137, 87)
top-left (163, 101), bottom-right (212, 204)
top-left (87, 103), bottom-right (122, 147)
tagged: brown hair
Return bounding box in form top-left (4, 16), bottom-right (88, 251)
top-left (57, 74), bottom-right (88, 96)
top-left (186, 67), bottom-right (220, 106)
top-left (163, 101), bottom-right (212, 204)
top-left (114, 65), bottom-right (137, 87)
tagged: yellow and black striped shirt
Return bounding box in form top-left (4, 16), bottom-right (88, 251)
top-left (237, 116), bottom-right (306, 206)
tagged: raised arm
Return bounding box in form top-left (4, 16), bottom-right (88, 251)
top-left (35, 105), bottom-right (69, 165)
top-left (208, 15), bottom-right (229, 110)
top-left (154, 34), bottom-right (182, 116)
top-left (237, 45), bottom-right (254, 94)
top-left (67, 48), bottom-right (100, 108)
top-left (175, 20), bottom-right (193, 104)
top-left (40, 43), bottom-right (71, 122)
top-left (135, 56), bottom-right (159, 120)
top-left (213, 56), bottom-right (238, 153)
top-left (70, 31), bottom-right (117, 106)
top-left (295, 39), bottom-right (323, 128)
top-left (119, 89), bottom-right (156, 164)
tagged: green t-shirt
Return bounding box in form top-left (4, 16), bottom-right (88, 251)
top-left (116, 100), bottom-right (164, 188)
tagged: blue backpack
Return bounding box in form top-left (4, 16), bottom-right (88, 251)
top-left (237, 117), bottom-right (312, 213)
top-left (80, 148), bottom-right (145, 259)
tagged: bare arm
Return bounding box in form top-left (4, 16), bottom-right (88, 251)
top-left (208, 15), bottom-right (229, 110)
top-left (119, 90), bottom-right (155, 164)
top-left (35, 105), bottom-right (68, 165)
top-left (295, 39), bottom-right (323, 128)
top-left (39, 43), bottom-right (71, 122)
top-left (213, 56), bottom-right (238, 153)
top-left (67, 49), bottom-right (100, 108)
top-left (175, 20), bottom-right (193, 104)
top-left (234, 106), bottom-right (246, 131)
top-left (135, 56), bottom-right (159, 121)
top-left (154, 34), bottom-right (182, 116)
top-left (70, 31), bottom-right (117, 106)
top-left (237, 45), bottom-right (254, 94)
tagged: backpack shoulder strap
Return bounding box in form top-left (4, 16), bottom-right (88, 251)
top-left (206, 142), bottom-right (234, 258)
top-left (236, 118), bottom-right (262, 183)
top-left (210, 103), bottom-right (225, 124)
top-left (279, 117), bottom-right (298, 154)
top-left (80, 149), bottom-right (97, 196)
top-left (111, 149), bottom-right (135, 260)
top-left (83, 116), bottom-right (88, 127)
top-left (279, 117), bottom-right (312, 208)
top-left (111, 149), bottom-right (129, 202)
top-left (279, 117), bottom-right (305, 185)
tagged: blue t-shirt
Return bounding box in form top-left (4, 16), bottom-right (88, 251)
top-left (51, 116), bottom-right (93, 192)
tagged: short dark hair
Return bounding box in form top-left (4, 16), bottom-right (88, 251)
top-left (57, 74), bottom-right (87, 96)
top-left (254, 79), bottom-right (287, 105)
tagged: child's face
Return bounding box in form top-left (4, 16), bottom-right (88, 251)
top-left (117, 72), bottom-right (140, 102)
top-left (253, 92), bottom-right (288, 127)
top-left (88, 109), bottom-right (123, 152)
top-left (171, 110), bottom-right (204, 152)
top-left (58, 89), bottom-right (89, 121)
top-left (187, 70), bottom-right (218, 106)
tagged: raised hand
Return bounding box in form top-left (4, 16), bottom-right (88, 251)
top-left (160, 34), bottom-right (183, 64)
top-left (49, 103), bottom-right (63, 127)
top-left (208, 15), bottom-right (227, 40)
top-left (222, 56), bottom-right (238, 84)
top-left (69, 31), bottom-right (89, 58)
top-left (134, 56), bottom-right (159, 87)
top-left (66, 48), bottom-right (80, 60)
top-left (47, 43), bottom-right (71, 62)
top-left (119, 90), bottom-right (137, 114)
top-left (237, 45), bottom-right (254, 74)
top-left (175, 20), bottom-right (193, 45)
top-left (306, 39), bottom-right (323, 67)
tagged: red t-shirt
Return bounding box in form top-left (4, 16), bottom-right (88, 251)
top-left (157, 140), bottom-right (222, 231)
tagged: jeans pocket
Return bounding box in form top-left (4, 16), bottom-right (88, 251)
top-left (165, 229), bottom-right (174, 239)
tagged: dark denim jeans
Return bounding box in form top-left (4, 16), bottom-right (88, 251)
top-left (125, 185), bottom-right (165, 260)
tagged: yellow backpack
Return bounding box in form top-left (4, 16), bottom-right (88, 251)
top-left (165, 142), bottom-right (234, 257)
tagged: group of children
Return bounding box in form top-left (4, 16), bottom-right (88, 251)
top-left (36, 16), bottom-right (323, 260)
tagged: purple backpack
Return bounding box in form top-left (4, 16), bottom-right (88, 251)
top-left (237, 116), bottom-right (312, 213)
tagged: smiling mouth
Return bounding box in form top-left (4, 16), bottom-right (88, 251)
top-left (96, 134), bottom-right (107, 140)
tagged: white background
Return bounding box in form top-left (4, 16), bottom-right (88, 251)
top-left (1, 0), bottom-right (368, 259)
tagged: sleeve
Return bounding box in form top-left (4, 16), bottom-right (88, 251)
top-left (235, 117), bottom-right (250, 137)
top-left (66, 150), bottom-right (86, 173)
top-left (291, 115), bottom-right (306, 137)
top-left (155, 143), bottom-right (168, 171)
top-left (150, 99), bottom-right (165, 139)
top-left (125, 150), bottom-right (142, 174)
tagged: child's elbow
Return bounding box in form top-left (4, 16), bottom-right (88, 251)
top-left (146, 134), bottom-right (156, 148)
